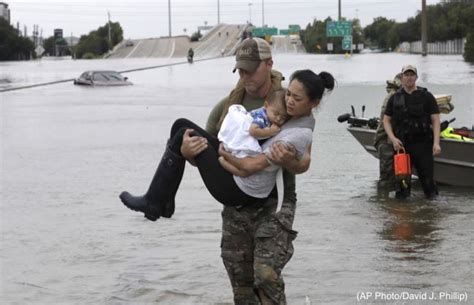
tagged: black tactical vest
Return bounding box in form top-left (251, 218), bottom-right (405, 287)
top-left (391, 88), bottom-right (432, 143)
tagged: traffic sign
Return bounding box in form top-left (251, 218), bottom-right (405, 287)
top-left (35, 45), bottom-right (45, 55)
top-left (326, 21), bottom-right (352, 37)
top-left (342, 35), bottom-right (352, 51)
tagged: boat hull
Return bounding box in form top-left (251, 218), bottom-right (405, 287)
top-left (347, 127), bottom-right (474, 187)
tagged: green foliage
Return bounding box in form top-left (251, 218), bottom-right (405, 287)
top-left (82, 52), bottom-right (98, 59)
top-left (364, 1), bottom-right (474, 52)
top-left (43, 36), bottom-right (55, 55)
top-left (0, 18), bottom-right (35, 61)
top-left (74, 22), bottom-right (123, 59)
top-left (464, 32), bottom-right (474, 63)
top-left (41, 36), bottom-right (70, 56)
top-left (301, 17), bottom-right (364, 54)
top-left (190, 30), bottom-right (202, 42)
top-left (364, 17), bottom-right (398, 51)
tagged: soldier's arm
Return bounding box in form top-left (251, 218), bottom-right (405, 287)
top-left (205, 98), bottom-right (226, 136)
top-left (431, 113), bottom-right (441, 155)
top-left (383, 115), bottom-right (402, 151)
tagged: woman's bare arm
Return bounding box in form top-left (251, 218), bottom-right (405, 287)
top-left (218, 144), bottom-right (269, 177)
top-left (218, 156), bottom-right (248, 176)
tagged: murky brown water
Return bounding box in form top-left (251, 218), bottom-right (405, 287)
top-left (1, 54), bottom-right (473, 304)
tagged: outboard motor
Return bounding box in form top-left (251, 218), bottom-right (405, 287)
top-left (337, 112), bottom-right (379, 129)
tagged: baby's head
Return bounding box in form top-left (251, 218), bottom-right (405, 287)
top-left (264, 90), bottom-right (288, 126)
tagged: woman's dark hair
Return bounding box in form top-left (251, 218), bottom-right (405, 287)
top-left (289, 69), bottom-right (335, 101)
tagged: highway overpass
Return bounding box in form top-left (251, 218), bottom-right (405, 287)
top-left (107, 24), bottom-right (306, 59)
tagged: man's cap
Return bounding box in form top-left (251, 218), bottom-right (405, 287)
top-left (233, 37), bottom-right (272, 73)
top-left (401, 64), bottom-right (417, 75)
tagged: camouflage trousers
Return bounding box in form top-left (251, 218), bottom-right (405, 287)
top-left (221, 198), bottom-right (297, 305)
top-left (376, 141), bottom-right (396, 191)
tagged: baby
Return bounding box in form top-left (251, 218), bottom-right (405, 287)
top-left (218, 90), bottom-right (288, 158)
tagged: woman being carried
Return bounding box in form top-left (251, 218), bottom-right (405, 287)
top-left (119, 69), bottom-right (334, 221)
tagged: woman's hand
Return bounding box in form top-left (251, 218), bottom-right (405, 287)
top-left (433, 143), bottom-right (441, 156)
top-left (267, 142), bottom-right (296, 166)
top-left (268, 142), bottom-right (311, 174)
top-left (180, 129), bottom-right (208, 164)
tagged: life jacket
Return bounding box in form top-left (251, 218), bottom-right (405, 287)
top-left (440, 127), bottom-right (474, 142)
top-left (391, 87), bottom-right (432, 142)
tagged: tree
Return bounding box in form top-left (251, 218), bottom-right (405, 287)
top-left (464, 32), bottom-right (474, 62)
top-left (364, 17), bottom-right (397, 51)
top-left (73, 22), bottom-right (123, 59)
top-left (0, 18), bottom-right (35, 61)
top-left (43, 36), bottom-right (55, 56)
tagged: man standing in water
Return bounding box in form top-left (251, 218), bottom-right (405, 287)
top-left (180, 37), bottom-right (310, 304)
top-left (383, 65), bottom-right (441, 199)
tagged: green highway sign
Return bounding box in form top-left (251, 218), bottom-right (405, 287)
top-left (326, 21), bottom-right (352, 37)
top-left (342, 35), bottom-right (352, 51)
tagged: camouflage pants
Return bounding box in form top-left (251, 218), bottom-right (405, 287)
top-left (376, 142), bottom-right (396, 191)
top-left (221, 198), bottom-right (297, 305)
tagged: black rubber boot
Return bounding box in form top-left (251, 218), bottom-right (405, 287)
top-left (119, 145), bottom-right (185, 221)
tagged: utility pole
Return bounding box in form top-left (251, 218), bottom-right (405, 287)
top-left (108, 11), bottom-right (111, 47)
top-left (168, 0), bottom-right (172, 37)
top-left (262, 0), bottom-right (264, 27)
top-left (421, 0), bottom-right (427, 56)
top-left (217, 0), bottom-right (220, 24)
top-left (338, 0), bottom-right (341, 21)
top-left (248, 3), bottom-right (252, 24)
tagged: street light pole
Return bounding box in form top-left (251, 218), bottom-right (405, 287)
top-left (338, 0), bottom-right (341, 21)
top-left (168, 0), bottom-right (172, 37)
top-left (421, 0), bottom-right (427, 56)
top-left (262, 0), bottom-right (264, 27)
top-left (248, 3), bottom-right (253, 24)
top-left (108, 11), bottom-right (111, 47)
top-left (217, 0), bottom-right (220, 24)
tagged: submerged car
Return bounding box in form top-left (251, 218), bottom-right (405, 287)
top-left (73, 71), bottom-right (133, 86)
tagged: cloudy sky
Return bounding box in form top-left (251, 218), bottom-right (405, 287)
top-left (6, 0), bottom-right (442, 39)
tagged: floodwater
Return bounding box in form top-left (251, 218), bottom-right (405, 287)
top-left (1, 53), bottom-right (473, 304)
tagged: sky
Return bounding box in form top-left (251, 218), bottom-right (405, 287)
top-left (5, 0), bottom-right (442, 39)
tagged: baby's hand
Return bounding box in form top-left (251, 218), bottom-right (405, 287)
top-left (268, 124), bottom-right (281, 135)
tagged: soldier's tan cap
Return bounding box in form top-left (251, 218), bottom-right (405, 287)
top-left (233, 37), bottom-right (272, 73)
top-left (401, 64), bottom-right (417, 75)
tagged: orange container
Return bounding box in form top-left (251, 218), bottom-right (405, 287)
top-left (394, 148), bottom-right (411, 176)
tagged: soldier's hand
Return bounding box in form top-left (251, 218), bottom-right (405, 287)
top-left (391, 138), bottom-right (404, 152)
top-left (180, 129), bottom-right (208, 161)
top-left (433, 143), bottom-right (441, 156)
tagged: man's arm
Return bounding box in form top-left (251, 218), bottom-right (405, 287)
top-left (206, 99), bottom-right (226, 136)
top-left (383, 115), bottom-right (403, 151)
top-left (431, 113), bottom-right (441, 155)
